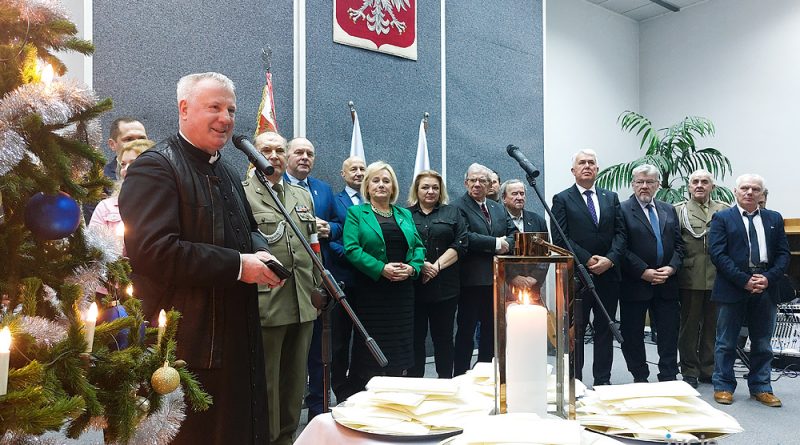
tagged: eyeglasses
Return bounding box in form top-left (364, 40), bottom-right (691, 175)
top-left (467, 178), bottom-right (488, 185)
top-left (632, 180), bottom-right (658, 186)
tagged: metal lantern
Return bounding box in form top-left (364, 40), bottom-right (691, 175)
top-left (493, 232), bottom-right (576, 419)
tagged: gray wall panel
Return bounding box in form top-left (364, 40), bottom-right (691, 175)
top-left (446, 1), bottom-right (544, 210)
top-left (94, 0), bottom-right (295, 170)
top-left (305, 0), bottom-right (442, 196)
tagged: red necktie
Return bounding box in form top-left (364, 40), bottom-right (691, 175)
top-left (480, 202), bottom-right (492, 224)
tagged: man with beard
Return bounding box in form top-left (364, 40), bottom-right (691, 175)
top-left (619, 164), bottom-right (684, 383)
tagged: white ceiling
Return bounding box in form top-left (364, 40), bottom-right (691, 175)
top-left (584, 0), bottom-right (708, 21)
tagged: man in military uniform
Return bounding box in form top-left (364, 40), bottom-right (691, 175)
top-left (243, 131), bottom-right (321, 445)
top-left (674, 169), bottom-right (729, 388)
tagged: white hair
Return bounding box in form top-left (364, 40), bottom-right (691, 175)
top-left (499, 179), bottom-right (525, 198)
top-left (632, 164), bottom-right (661, 181)
top-left (464, 163), bottom-right (492, 180)
top-left (176, 72), bottom-right (235, 103)
top-left (688, 168), bottom-right (714, 185)
top-left (571, 149), bottom-right (598, 166)
top-left (735, 173), bottom-right (765, 190)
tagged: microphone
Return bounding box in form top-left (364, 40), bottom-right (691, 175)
top-left (232, 135), bottom-right (275, 176)
top-left (506, 144), bottom-right (540, 178)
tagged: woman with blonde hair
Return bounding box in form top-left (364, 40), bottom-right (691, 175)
top-left (89, 139), bottom-right (155, 239)
top-left (344, 161), bottom-right (426, 391)
top-left (406, 170), bottom-right (467, 378)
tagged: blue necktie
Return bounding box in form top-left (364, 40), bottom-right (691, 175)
top-left (745, 211), bottom-right (762, 266)
top-left (584, 190), bottom-right (598, 226)
top-left (646, 204), bottom-right (664, 265)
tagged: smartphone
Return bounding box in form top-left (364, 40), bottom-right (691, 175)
top-left (263, 259), bottom-right (292, 280)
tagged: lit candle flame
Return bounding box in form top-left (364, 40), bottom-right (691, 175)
top-left (86, 302), bottom-right (99, 322)
top-left (126, 284), bottom-right (134, 297)
top-left (40, 62), bottom-right (54, 86)
top-left (0, 327), bottom-right (11, 353)
top-left (517, 289), bottom-right (532, 306)
top-left (158, 309), bottom-right (167, 328)
top-left (115, 222), bottom-right (125, 237)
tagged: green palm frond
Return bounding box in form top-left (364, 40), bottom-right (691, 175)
top-left (598, 111), bottom-right (735, 204)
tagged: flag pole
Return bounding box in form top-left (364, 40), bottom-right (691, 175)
top-left (348, 100), bottom-right (356, 123)
top-left (423, 111), bottom-right (429, 132)
top-left (261, 46), bottom-right (272, 73)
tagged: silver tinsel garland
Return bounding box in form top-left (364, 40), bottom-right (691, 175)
top-left (0, 126), bottom-right (26, 176)
top-left (17, 315), bottom-right (67, 347)
top-left (84, 225), bottom-right (123, 266)
top-left (14, 0), bottom-right (68, 25)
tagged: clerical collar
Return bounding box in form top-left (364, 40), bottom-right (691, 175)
top-left (178, 131), bottom-right (220, 164)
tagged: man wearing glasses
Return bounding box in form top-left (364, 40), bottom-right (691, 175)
top-left (619, 164), bottom-right (685, 383)
top-left (453, 163), bottom-right (516, 375)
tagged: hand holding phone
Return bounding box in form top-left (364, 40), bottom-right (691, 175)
top-left (263, 259), bottom-right (292, 280)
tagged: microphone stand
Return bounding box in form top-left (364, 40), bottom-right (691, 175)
top-left (243, 152), bottom-right (388, 414)
top-left (516, 167), bottom-right (623, 349)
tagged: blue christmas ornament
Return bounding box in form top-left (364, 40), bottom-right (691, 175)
top-left (24, 192), bottom-right (81, 240)
top-left (97, 301), bottom-right (131, 350)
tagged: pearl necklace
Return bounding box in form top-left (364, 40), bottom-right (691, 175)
top-left (372, 205), bottom-right (393, 218)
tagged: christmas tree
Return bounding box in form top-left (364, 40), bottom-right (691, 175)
top-left (0, 1), bottom-right (208, 443)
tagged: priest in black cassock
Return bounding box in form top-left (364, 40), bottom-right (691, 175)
top-left (119, 72), bottom-right (284, 444)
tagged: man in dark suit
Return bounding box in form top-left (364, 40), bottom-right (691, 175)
top-left (282, 137), bottom-right (341, 420)
top-left (453, 163), bottom-right (516, 375)
top-left (551, 149), bottom-right (626, 386)
top-left (619, 164), bottom-right (684, 383)
top-left (328, 155), bottom-right (365, 402)
top-left (500, 179), bottom-right (548, 233)
top-left (708, 174), bottom-right (789, 407)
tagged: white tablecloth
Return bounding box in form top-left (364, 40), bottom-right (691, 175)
top-left (295, 413), bottom-right (639, 445)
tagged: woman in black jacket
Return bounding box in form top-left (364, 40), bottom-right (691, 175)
top-left (406, 170), bottom-right (468, 378)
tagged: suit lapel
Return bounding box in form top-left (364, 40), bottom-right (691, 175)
top-left (630, 198), bottom-right (655, 236)
top-left (464, 194), bottom-right (491, 231)
top-left (656, 201), bottom-right (667, 234)
top-left (361, 204), bottom-right (384, 241)
top-left (568, 185), bottom-right (594, 224)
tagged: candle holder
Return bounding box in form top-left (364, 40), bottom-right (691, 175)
top-left (493, 235), bottom-right (575, 419)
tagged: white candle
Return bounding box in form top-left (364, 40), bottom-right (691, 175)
top-left (0, 327), bottom-right (11, 396)
top-left (506, 290), bottom-right (548, 415)
top-left (157, 309), bottom-right (167, 347)
top-left (84, 302), bottom-right (99, 353)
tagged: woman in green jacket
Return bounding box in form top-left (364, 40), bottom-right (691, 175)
top-left (344, 161), bottom-right (426, 392)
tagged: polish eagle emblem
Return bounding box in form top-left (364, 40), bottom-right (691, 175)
top-left (348, 0), bottom-right (411, 35)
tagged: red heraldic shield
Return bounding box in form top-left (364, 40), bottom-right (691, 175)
top-left (333, 0), bottom-right (418, 60)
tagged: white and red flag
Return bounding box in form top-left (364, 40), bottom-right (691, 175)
top-left (413, 116), bottom-right (430, 179)
top-left (254, 71), bottom-right (277, 136)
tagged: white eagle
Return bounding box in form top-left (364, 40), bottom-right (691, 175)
top-left (348, 0), bottom-right (411, 35)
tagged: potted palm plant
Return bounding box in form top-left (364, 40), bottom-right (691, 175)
top-left (596, 111), bottom-right (734, 204)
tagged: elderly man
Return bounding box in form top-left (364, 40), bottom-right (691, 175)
top-left (453, 163), bottom-right (516, 375)
top-left (674, 169), bottom-right (729, 388)
top-left (119, 72), bottom-right (282, 444)
top-left (500, 179), bottom-right (547, 233)
top-left (328, 155), bottom-right (366, 402)
top-left (619, 164), bottom-right (684, 383)
top-left (243, 132), bottom-right (320, 444)
top-left (551, 149), bottom-right (626, 386)
top-left (282, 137), bottom-right (340, 419)
top-left (709, 174), bottom-right (789, 406)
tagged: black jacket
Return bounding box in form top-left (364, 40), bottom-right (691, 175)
top-left (119, 134), bottom-right (268, 367)
top-left (408, 203), bottom-right (468, 302)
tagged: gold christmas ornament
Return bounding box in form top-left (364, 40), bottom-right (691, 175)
top-left (151, 361), bottom-right (180, 395)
